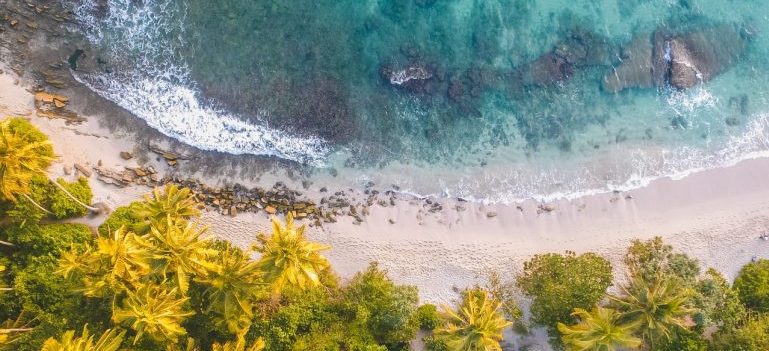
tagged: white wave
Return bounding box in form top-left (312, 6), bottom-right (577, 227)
top-left (69, 0), bottom-right (329, 165)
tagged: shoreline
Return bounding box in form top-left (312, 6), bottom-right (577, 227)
top-left (3, 67), bottom-right (767, 305)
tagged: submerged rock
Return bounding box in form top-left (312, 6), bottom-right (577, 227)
top-left (604, 24), bottom-right (748, 92)
top-left (379, 62), bottom-right (438, 94)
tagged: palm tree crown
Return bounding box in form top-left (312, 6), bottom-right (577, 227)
top-left (0, 118), bottom-right (54, 202)
top-left (557, 306), bottom-right (642, 351)
top-left (112, 284), bottom-right (194, 344)
top-left (435, 288), bottom-right (512, 351)
top-left (134, 184), bottom-right (200, 233)
top-left (41, 325), bottom-right (125, 351)
top-left (252, 213), bottom-right (330, 295)
top-left (609, 273), bottom-right (694, 347)
top-left (146, 218), bottom-right (217, 294)
top-left (198, 246), bottom-right (265, 333)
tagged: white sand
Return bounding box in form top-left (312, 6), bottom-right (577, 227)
top-left (2, 67), bottom-right (768, 308)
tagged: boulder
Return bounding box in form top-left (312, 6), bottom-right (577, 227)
top-left (668, 25), bottom-right (747, 89)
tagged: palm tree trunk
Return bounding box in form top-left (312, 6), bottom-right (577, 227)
top-left (0, 288), bottom-right (12, 292)
top-left (0, 328), bottom-right (33, 332)
top-left (20, 193), bottom-right (53, 215)
top-left (0, 240), bottom-right (13, 247)
top-left (49, 179), bottom-right (99, 212)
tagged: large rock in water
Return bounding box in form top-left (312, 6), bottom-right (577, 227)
top-left (603, 25), bottom-right (748, 92)
top-left (668, 25), bottom-right (747, 89)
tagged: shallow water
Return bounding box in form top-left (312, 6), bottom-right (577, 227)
top-left (70, 0), bottom-right (769, 202)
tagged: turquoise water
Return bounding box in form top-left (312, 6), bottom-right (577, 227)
top-left (70, 0), bottom-right (769, 201)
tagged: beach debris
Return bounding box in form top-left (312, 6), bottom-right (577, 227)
top-left (388, 219), bottom-right (396, 224)
top-left (760, 234), bottom-right (769, 241)
top-left (63, 165), bottom-right (72, 175)
top-left (74, 163), bottom-right (92, 178)
top-left (119, 151), bottom-right (133, 160)
top-left (537, 204), bottom-right (556, 214)
top-left (486, 211), bottom-right (497, 218)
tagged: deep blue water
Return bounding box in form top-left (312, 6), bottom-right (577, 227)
top-left (71, 0), bottom-right (769, 201)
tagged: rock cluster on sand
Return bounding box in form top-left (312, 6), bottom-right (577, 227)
top-left (603, 25), bottom-right (748, 92)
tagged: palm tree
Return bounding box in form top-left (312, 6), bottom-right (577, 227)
top-left (197, 246), bottom-right (265, 333)
top-left (112, 284), bottom-right (194, 344)
top-left (40, 325), bottom-right (125, 351)
top-left (435, 288), bottom-right (512, 351)
top-left (609, 273), bottom-right (694, 348)
top-left (57, 228), bottom-right (153, 297)
top-left (0, 118), bottom-right (99, 214)
top-left (557, 306), bottom-right (642, 351)
top-left (146, 219), bottom-right (217, 294)
top-left (134, 185), bottom-right (200, 233)
top-left (212, 332), bottom-right (265, 351)
top-left (251, 213), bottom-right (331, 296)
top-left (0, 118), bottom-right (54, 214)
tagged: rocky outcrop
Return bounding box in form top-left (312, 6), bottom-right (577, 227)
top-left (604, 25), bottom-right (748, 92)
top-left (519, 28), bottom-right (613, 86)
top-left (379, 62), bottom-right (439, 94)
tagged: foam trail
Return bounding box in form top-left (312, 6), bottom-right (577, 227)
top-left (69, 0), bottom-right (328, 165)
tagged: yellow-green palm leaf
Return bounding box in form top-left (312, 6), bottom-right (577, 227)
top-left (435, 288), bottom-right (512, 351)
top-left (252, 213), bottom-right (330, 295)
top-left (609, 274), bottom-right (694, 347)
top-left (557, 306), bottom-right (642, 351)
top-left (198, 247), bottom-right (265, 333)
top-left (212, 337), bottom-right (265, 351)
top-left (41, 325), bottom-right (125, 351)
top-left (0, 311), bottom-right (33, 351)
top-left (112, 284), bottom-right (194, 344)
top-left (96, 228), bottom-right (153, 284)
top-left (0, 118), bottom-right (54, 202)
top-left (147, 219), bottom-right (217, 294)
top-left (134, 185), bottom-right (200, 233)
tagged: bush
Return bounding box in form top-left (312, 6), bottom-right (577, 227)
top-left (98, 201), bottom-right (143, 236)
top-left (516, 251), bottom-right (613, 335)
top-left (733, 259), bottom-right (769, 313)
top-left (48, 177), bottom-right (93, 219)
top-left (423, 335), bottom-right (449, 351)
top-left (5, 224), bottom-right (93, 266)
top-left (710, 313), bottom-right (769, 351)
top-left (624, 237), bottom-right (700, 284)
top-left (415, 304), bottom-right (440, 331)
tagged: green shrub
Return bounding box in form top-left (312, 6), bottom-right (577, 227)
top-left (423, 335), bottom-right (448, 351)
top-left (415, 304), bottom-right (440, 331)
top-left (98, 201), bottom-right (143, 236)
top-left (48, 177), bottom-right (93, 219)
top-left (733, 259), bottom-right (769, 313)
top-left (5, 224), bottom-right (93, 266)
top-left (624, 237), bottom-right (700, 284)
top-left (516, 251), bottom-right (613, 335)
top-left (710, 313), bottom-right (769, 351)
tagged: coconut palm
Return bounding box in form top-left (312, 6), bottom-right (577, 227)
top-left (0, 118), bottom-right (54, 213)
top-left (57, 228), bottom-right (153, 297)
top-left (212, 333), bottom-right (265, 351)
top-left (40, 325), bottom-right (125, 351)
top-left (557, 306), bottom-right (642, 351)
top-left (0, 118), bottom-right (99, 214)
top-left (198, 246), bottom-right (265, 333)
top-left (112, 284), bottom-right (194, 344)
top-left (251, 213), bottom-right (330, 295)
top-left (146, 219), bottom-right (217, 294)
top-left (435, 288), bottom-right (512, 351)
top-left (134, 185), bottom-right (200, 233)
top-left (609, 273), bottom-right (694, 348)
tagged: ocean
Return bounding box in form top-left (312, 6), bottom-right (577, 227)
top-left (69, 0), bottom-right (769, 203)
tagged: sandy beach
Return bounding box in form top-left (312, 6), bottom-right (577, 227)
top-left (2, 66), bottom-right (768, 308)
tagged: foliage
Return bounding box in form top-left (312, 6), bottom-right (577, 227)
top-left (145, 219), bottom-right (217, 294)
top-left (0, 118), bottom-right (54, 202)
top-left (98, 201), bottom-right (143, 236)
top-left (252, 213), bottom-right (330, 296)
top-left (485, 271), bottom-right (522, 323)
top-left (344, 262), bottom-right (420, 346)
top-left (434, 288), bottom-right (511, 351)
top-left (609, 273), bottom-right (694, 348)
top-left (692, 268), bottom-right (746, 331)
top-left (653, 328), bottom-right (708, 351)
top-left (516, 251), bottom-right (613, 334)
top-left (197, 246), bottom-right (265, 333)
top-left (710, 313), bottom-right (769, 351)
top-left (40, 325), bottom-right (125, 351)
top-left (111, 284), bottom-right (194, 344)
top-left (133, 185), bottom-right (200, 234)
top-left (556, 306), bottom-right (642, 351)
top-left (623, 237), bottom-right (700, 285)
top-left (733, 259), bottom-right (769, 313)
top-left (415, 304), bottom-right (441, 331)
top-left (47, 178), bottom-right (92, 220)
